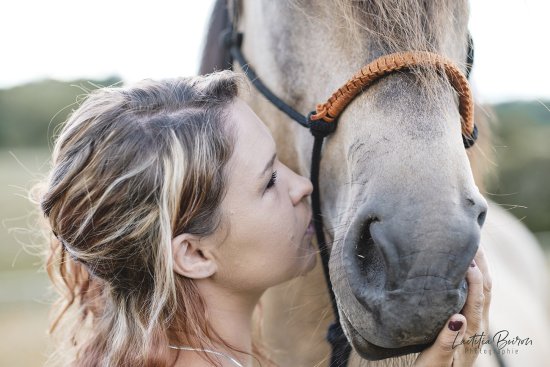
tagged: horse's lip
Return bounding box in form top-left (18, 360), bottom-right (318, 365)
top-left (340, 284), bottom-right (466, 349)
top-left (339, 307), bottom-right (429, 360)
top-left (337, 280), bottom-right (466, 358)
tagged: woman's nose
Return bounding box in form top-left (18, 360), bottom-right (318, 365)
top-left (289, 170), bottom-right (313, 206)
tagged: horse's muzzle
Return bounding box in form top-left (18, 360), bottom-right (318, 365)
top-left (338, 198), bottom-right (484, 358)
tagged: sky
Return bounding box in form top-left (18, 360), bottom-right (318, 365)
top-left (1, 0), bottom-right (549, 104)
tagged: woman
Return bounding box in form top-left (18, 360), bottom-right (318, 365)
top-left (38, 71), bottom-right (490, 366)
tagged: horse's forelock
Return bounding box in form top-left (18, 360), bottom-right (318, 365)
top-left (318, 0), bottom-right (468, 54)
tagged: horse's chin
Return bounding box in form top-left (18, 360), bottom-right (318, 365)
top-left (340, 311), bottom-right (431, 361)
top-left (339, 281), bottom-right (468, 361)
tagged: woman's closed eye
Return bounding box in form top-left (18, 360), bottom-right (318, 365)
top-left (266, 171), bottom-right (278, 190)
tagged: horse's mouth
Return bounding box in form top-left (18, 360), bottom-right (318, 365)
top-left (337, 275), bottom-right (468, 361)
top-left (340, 309), bottom-right (431, 361)
top-left (337, 203), bottom-right (474, 360)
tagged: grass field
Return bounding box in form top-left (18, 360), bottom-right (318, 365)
top-left (1, 148), bottom-right (52, 366)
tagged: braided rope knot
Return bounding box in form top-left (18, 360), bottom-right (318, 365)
top-left (310, 104), bottom-right (334, 122)
top-left (308, 111), bottom-right (337, 138)
top-left (309, 51), bottom-right (475, 137)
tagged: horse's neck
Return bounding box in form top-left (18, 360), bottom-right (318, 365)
top-left (256, 253), bottom-right (335, 366)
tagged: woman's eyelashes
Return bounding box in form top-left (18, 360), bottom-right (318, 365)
top-left (266, 171), bottom-right (278, 190)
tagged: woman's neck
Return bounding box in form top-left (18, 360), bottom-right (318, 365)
top-left (173, 280), bottom-right (262, 367)
top-left (201, 280), bottom-right (260, 354)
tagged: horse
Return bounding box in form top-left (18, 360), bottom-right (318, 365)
top-left (200, 1), bottom-right (550, 366)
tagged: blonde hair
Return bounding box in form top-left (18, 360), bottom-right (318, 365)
top-left (38, 72), bottom-right (246, 366)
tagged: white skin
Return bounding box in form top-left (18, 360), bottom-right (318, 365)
top-left (170, 99), bottom-right (317, 366)
top-left (169, 99), bottom-right (491, 367)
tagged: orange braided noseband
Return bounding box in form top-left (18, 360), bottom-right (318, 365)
top-left (309, 51), bottom-right (475, 137)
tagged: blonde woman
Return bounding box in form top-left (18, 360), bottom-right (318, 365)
top-left (38, 71), bottom-right (490, 366)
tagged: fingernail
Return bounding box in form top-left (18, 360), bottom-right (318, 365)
top-left (470, 260), bottom-right (476, 267)
top-left (448, 320), bottom-right (463, 331)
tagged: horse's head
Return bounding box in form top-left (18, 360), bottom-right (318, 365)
top-left (237, 0), bottom-right (487, 360)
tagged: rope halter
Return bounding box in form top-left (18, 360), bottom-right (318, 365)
top-left (309, 51), bottom-right (476, 141)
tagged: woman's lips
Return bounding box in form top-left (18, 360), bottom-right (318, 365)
top-left (306, 222), bottom-right (315, 236)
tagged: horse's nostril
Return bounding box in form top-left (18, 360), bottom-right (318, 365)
top-left (466, 196), bottom-right (488, 227)
top-left (477, 210), bottom-right (487, 227)
top-left (355, 217), bottom-right (385, 290)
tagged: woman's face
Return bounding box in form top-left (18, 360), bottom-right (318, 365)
top-left (209, 99), bottom-right (317, 292)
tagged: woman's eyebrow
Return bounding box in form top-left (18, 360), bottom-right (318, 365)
top-left (258, 152), bottom-right (276, 179)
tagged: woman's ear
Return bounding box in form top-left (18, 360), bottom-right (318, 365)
top-left (171, 233), bottom-right (217, 279)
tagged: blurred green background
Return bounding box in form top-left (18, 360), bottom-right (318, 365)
top-left (0, 78), bottom-right (549, 365)
top-left (0, 77), bottom-right (120, 366)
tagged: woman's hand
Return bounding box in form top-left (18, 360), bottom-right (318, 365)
top-left (414, 246), bottom-right (492, 367)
